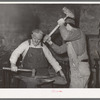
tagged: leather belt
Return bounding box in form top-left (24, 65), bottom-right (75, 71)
top-left (81, 59), bottom-right (89, 62)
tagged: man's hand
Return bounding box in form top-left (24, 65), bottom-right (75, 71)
top-left (11, 63), bottom-right (18, 72)
top-left (59, 70), bottom-right (66, 80)
top-left (57, 18), bottom-right (65, 26)
top-left (43, 35), bottom-right (52, 45)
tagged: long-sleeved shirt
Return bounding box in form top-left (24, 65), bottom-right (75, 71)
top-left (59, 24), bottom-right (81, 41)
top-left (10, 39), bottom-right (62, 73)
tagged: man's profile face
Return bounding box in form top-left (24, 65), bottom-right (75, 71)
top-left (31, 32), bottom-right (43, 46)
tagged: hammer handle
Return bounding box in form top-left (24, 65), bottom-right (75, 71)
top-left (3, 67), bottom-right (32, 72)
top-left (49, 24), bottom-right (59, 37)
top-left (49, 16), bottom-right (67, 37)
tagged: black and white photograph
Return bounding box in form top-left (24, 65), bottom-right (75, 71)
top-left (0, 1), bottom-right (100, 91)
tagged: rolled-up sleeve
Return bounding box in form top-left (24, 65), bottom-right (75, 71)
top-left (42, 44), bottom-right (62, 73)
top-left (10, 41), bottom-right (28, 65)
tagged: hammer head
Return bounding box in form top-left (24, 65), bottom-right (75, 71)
top-left (62, 7), bottom-right (74, 18)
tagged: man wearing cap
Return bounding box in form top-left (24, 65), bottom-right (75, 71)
top-left (10, 29), bottom-right (67, 88)
top-left (44, 9), bottom-right (90, 88)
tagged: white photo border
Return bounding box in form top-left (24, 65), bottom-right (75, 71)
top-left (0, 1), bottom-right (100, 98)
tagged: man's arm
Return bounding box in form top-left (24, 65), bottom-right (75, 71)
top-left (43, 35), bottom-right (67, 54)
top-left (42, 44), bottom-right (66, 79)
top-left (50, 42), bottom-right (67, 54)
top-left (10, 40), bottom-right (28, 71)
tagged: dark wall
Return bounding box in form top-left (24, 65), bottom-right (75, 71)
top-left (0, 4), bottom-right (35, 67)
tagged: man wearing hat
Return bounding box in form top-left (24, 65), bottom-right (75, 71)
top-left (10, 29), bottom-right (67, 88)
top-left (44, 9), bottom-right (90, 88)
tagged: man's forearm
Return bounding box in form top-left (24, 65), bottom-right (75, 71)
top-left (49, 42), bottom-right (67, 54)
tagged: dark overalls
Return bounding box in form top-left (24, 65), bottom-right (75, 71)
top-left (22, 47), bottom-right (49, 76)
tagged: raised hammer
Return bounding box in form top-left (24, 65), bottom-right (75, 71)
top-left (44, 7), bottom-right (74, 43)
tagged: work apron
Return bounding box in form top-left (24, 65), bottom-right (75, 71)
top-left (67, 42), bottom-right (90, 88)
top-left (22, 47), bottom-right (49, 76)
